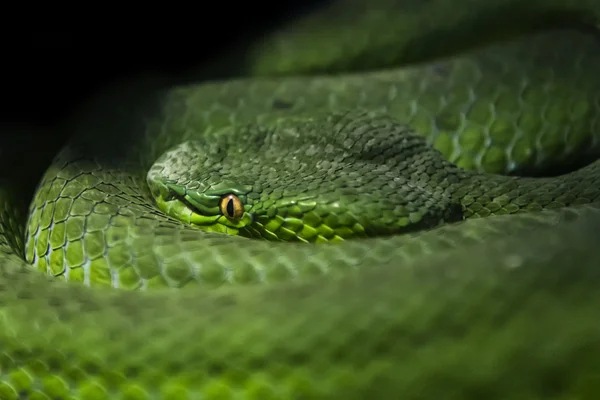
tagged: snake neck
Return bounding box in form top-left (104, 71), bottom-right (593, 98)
top-left (444, 160), bottom-right (600, 218)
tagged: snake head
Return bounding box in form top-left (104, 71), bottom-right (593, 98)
top-left (147, 112), bottom-right (464, 243)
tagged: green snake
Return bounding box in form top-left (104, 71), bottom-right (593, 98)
top-left (2, 0), bottom-right (600, 398)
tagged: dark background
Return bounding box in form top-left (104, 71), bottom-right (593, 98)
top-left (0, 3), bottom-right (324, 199)
top-left (1, 2), bottom-right (324, 134)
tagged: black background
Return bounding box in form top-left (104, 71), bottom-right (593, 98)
top-left (1, 3), bottom-right (324, 135)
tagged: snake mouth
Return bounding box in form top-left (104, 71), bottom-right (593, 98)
top-left (236, 200), bottom-right (465, 243)
top-left (150, 180), bottom-right (465, 243)
top-left (154, 189), bottom-right (460, 243)
top-left (238, 211), bottom-right (368, 243)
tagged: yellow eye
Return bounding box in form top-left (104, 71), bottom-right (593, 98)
top-left (220, 194), bottom-right (244, 220)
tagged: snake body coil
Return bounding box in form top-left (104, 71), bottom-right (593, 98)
top-left (1, 0), bottom-right (600, 398)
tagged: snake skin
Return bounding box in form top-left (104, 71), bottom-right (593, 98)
top-left (0, 0), bottom-right (599, 398)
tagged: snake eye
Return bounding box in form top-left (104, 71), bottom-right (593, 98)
top-left (220, 194), bottom-right (244, 220)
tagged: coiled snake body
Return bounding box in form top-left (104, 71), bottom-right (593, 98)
top-left (1, 0), bottom-right (600, 398)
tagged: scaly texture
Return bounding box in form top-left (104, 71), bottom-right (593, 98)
top-left (0, 0), bottom-right (600, 398)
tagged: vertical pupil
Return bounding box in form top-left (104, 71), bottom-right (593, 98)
top-left (226, 198), bottom-right (235, 217)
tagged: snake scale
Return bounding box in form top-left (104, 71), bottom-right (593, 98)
top-left (1, 0), bottom-right (600, 398)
